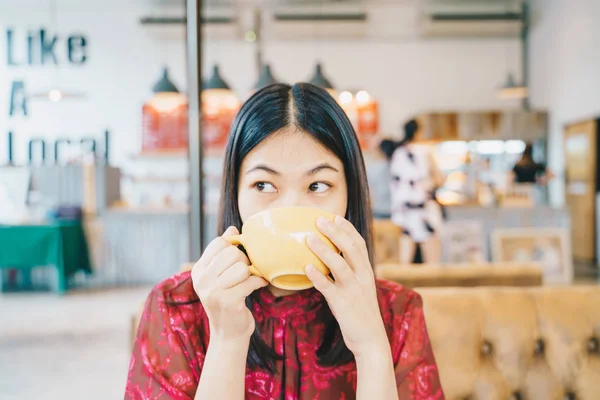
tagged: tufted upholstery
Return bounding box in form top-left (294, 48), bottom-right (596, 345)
top-left (418, 286), bottom-right (600, 400)
top-left (376, 263), bottom-right (543, 288)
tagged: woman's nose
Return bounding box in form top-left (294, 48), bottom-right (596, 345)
top-left (276, 192), bottom-right (311, 209)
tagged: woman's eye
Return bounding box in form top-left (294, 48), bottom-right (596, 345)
top-left (255, 182), bottom-right (277, 193)
top-left (308, 182), bottom-right (331, 193)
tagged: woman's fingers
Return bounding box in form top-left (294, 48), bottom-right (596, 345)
top-left (317, 216), bottom-right (373, 277)
top-left (194, 236), bottom-right (229, 269)
top-left (305, 264), bottom-right (336, 297)
top-left (217, 261), bottom-right (252, 289)
top-left (332, 216), bottom-right (368, 254)
top-left (229, 275), bottom-right (269, 299)
top-left (306, 233), bottom-right (354, 283)
top-left (192, 226), bottom-right (239, 270)
top-left (207, 245), bottom-right (250, 279)
top-left (222, 226), bottom-right (239, 238)
top-left (315, 217), bottom-right (365, 271)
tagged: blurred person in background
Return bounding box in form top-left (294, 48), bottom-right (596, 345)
top-left (381, 119), bottom-right (445, 264)
top-left (365, 145), bottom-right (392, 219)
top-left (512, 143), bottom-right (554, 185)
top-left (511, 143), bottom-right (554, 205)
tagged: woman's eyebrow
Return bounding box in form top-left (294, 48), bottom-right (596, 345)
top-left (245, 164), bottom-right (280, 175)
top-left (307, 163), bottom-right (340, 176)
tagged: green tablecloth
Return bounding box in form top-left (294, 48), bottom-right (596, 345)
top-left (0, 221), bottom-right (92, 293)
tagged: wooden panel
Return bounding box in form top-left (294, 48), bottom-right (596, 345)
top-left (565, 120), bottom-right (597, 181)
top-left (418, 111), bottom-right (548, 141)
top-left (564, 119), bottom-right (598, 262)
top-left (567, 188), bottom-right (595, 261)
top-left (419, 113), bottom-right (459, 141)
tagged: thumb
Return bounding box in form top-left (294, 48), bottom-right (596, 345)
top-left (223, 226), bottom-right (240, 237)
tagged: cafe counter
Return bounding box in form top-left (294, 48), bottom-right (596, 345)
top-left (84, 205), bottom-right (569, 286)
top-left (444, 205), bottom-right (570, 260)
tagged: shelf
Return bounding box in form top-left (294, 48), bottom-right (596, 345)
top-left (123, 175), bottom-right (188, 183)
top-left (106, 206), bottom-right (189, 215)
top-left (129, 150), bottom-right (188, 160)
top-left (129, 149), bottom-right (226, 159)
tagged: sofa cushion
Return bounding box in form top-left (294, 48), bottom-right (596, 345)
top-left (418, 286), bottom-right (600, 400)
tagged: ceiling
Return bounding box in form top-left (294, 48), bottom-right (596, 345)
top-left (144, 0), bottom-right (522, 7)
top-left (148, 0), bottom-right (523, 8)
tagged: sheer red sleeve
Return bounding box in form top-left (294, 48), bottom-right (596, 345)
top-left (383, 285), bottom-right (445, 399)
top-left (124, 283), bottom-right (204, 400)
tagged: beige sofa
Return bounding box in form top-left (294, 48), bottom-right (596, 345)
top-left (376, 263), bottom-right (544, 288)
top-left (419, 286), bottom-right (600, 400)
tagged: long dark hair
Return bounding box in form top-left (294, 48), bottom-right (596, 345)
top-left (380, 118), bottom-right (419, 160)
top-left (517, 143), bottom-right (535, 166)
top-left (218, 83), bottom-right (374, 372)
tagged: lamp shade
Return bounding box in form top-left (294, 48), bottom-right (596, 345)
top-left (205, 65), bottom-right (231, 90)
top-left (202, 65), bottom-right (240, 152)
top-left (497, 73), bottom-right (528, 100)
top-left (152, 67), bottom-right (179, 94)
top-left (309, 63), bottom-right (334, 90)
top-left (143, 67), bottom-right (187, 152)
top-left (254, 64), bottom-right (279, 90)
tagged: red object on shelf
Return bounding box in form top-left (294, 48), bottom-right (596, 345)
top-left (358, 101), bottom-right (379, 135)
top-left (338, 91), bottom-right (380, 150)
top-left (142, 102), bottom-right (189, 152)
top-left (357, 101), bottom-right (379, 149)
top-left (202, 106), bottom-right (239, 152)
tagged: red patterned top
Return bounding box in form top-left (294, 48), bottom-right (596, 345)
top-left (125, 271), bottom-right (444, 399)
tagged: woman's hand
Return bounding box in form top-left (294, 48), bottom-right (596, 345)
top-left (192, 226), bottom-right (268, 343)
top-left (305, 216), bottom-right (390, 359)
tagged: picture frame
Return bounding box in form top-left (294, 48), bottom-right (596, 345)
top-left (442, 220), bottom-right (488, 264)
top-left (492, 228), bottom-right (573, 284)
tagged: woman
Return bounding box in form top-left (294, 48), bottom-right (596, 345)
top-left (512, 143), bottom-right (553, 185)
top-left (125, 84), bottom-right (443, 399)
top-left (511, 143), bottom-right (554, 205)
top-left (380, 120), bottom-right (445, 264)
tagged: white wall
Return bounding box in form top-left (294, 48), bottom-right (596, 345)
top-left (529, 0), bottom-right (600, 206)
top-left (0, 0), bottom-right (522, 170)
top-left (0, 1), bottom-right (190, 168)
top-left (261, 38), bottom-right (522, 135)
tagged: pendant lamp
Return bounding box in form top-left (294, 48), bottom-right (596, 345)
top-left (142, 67), bottom-right (188, 152)
top-left (202, 65), bottom-right (241, 152)
top-left (148, 67), bottom-right (186, 112)
top-left (497, 73), bottom-right (528, 100)
top-left (254, 64), bottom-right (279, 90)
top-left (309, 63), bottom-right (335, 90)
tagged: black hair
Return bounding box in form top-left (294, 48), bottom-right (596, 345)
top-left (403, 119), bottom-right (419, 143)
top-left (380, 118), bottom-right (419, 160)
top-left (218, 83), bottom-right (374, 372)
top-left (518, 143), bottom-right (535, 165)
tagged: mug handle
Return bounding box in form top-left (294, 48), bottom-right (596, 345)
top-left (223, 235), bottom-right (263, 278)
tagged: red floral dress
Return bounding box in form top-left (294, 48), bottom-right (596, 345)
top-left (125, 271), bottom-right (444, 399)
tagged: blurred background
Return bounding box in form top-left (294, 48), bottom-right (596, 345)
top-left (1, 0), bottom-right (600, 399)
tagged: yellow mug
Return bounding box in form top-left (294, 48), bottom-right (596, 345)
top-left (224, 206), bottom-right (338, 290)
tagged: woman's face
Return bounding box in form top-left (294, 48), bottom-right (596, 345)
top-left (238, 129), bottom-right (348, 222)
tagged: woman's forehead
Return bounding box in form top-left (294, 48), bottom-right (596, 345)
top-left (240, 130), bottom-right (343, 172)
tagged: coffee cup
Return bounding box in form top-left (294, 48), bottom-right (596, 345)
top-left (224, 206), bottom-right (338, 290)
